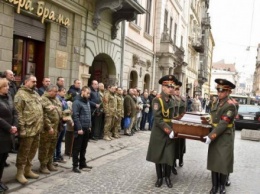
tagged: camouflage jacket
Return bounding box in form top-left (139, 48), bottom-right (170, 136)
top-left (14, 86), bottom-right (44, 137)
top-left (115, 93), bottom-right (124, 118)
top-left (103, 91), bottom-right (117, 117)
top-left (41, 92), bottom-right (62, 136)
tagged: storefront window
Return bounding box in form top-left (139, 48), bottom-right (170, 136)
top-left (13, 38), bottom-right (24, 83)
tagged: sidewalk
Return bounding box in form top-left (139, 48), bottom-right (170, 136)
top-left (3, 130), bottom-right (149, 193)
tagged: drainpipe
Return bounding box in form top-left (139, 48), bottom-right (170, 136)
top-left (120, 21), bottom-right (126, 87)
top-left (152, 1), bottom-right (158, 90)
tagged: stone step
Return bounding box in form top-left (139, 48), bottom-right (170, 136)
top-left (241, 129), bottom-right (260, 141)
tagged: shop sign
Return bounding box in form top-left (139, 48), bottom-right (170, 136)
top-left (5, 0), bottom-right (70, 26)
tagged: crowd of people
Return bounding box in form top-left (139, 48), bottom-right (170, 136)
top-left (0, 70), bottom-right (236, 194)
top-left (0, 70), bottom-right (159, 192)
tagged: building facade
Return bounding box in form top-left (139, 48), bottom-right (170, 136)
top-left (253, 43), bottom-right (260, 96)
top-left (0, 0), bottom-right (145, 88)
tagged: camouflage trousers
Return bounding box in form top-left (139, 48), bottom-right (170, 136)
top-left (104, 116), bottom-right (116, 137)
top-left (114, 118), bottom-right (122, 136)
top-left (16, 135), bottom-right (40, 169)
top-left (38, 132), bottom-right (58, 165)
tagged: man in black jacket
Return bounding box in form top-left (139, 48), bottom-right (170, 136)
top-left (68, 79), bottom-right (81, 101)
top-left (72, 86), bottom-right (92, 173)
top-left (37, 77), bottom-right (51, 96)
top-left (89, 80), bottom-right (103, 140)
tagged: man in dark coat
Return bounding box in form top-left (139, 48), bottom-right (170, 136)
top-left (67, 79), bottom-right (81, 101)
top-left (89, 80), bottom-right (103, 140)
top-left (146, 75), bottom-right (178, 188)
top-left (3, 70), bottom-right (18, 154)
top-left (72, 86), bottom-right (92, 173)
top-left (37, 77), bottom-right (51, 96)
top-left (172, 81), bottom-right (186, 175)
top-left (123, 88), bottom-right (136, 136)
top-left (204, 79), bottom-right (237, 194)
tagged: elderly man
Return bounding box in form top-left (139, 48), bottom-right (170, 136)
top-left (14, 75), bottom-right (44, 184)
top-left (38, 85), bottom-right (62, 174)
top-left (123, 88), bottom-right (136, 136)
top-left (4, 70), bottom-right (18, 153)
top-left (3, 70), bottom-right (17, 99)
top-left (89, 80), bottom-right (103, 140)
top-left (37, 77), bottom-right (51, 96)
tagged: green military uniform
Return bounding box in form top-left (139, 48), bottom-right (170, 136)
top-left (146, 75), bottom-right (178, 188)
top-left (39, 92), bottom-right (62, 170)
top-left (14, 86), bottom-right (44, 183)
top-left (173, 94), bottom-right (186, 167)
top-left (114, 93), bottom-right (124, 137)
top-left (146, 92), bottom-right (175, 165)
top-left (103, 90), bottom-right (117, 140)
top-left (206, 78), bottom-right (237, 194)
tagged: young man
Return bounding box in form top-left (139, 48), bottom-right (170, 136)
top-left (204, 78), bottom-right (237, 194)
top-left (72, 86), bottom-right (92, 173)
top-left (146, 75), bottom-right (178, 188)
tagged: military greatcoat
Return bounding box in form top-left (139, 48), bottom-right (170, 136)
top-left (207, 96), bottom-right (237, 175)
top-left (173, 95), bottom-right (186, 159)
top-left (146, 92), bottom-right (175, 166)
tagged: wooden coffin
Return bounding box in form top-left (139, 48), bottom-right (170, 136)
top-left (171, 112), bottom-right (212, 142)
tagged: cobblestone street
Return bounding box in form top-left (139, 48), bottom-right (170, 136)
top-left (8, 131), bottom-right (260, 194)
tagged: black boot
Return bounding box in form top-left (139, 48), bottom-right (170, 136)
top-left (226, 174), bottom-right (231, 186)
top-left (210, 171), bottom-right (218, 194)
top-left (165, 164), bottom-right (173, 188)
top-left (155, 164), bottom-right (163, 187)
top-left (172, 160), bottom-right (177, 175)
top-left (220, 174), bottom-right (227, 194)
top-left (179, 155), bottom-right (184, 167)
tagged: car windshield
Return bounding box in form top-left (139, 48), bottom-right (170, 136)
top-left (239, 106), bottom-right (260, 113)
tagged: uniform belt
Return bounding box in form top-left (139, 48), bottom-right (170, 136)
top-left (163, 118), bottom-right (171, 122)
top-left (212, 123), bottom-right (233, 128)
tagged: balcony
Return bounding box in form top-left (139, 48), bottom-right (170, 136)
top-left (192, 37), bottom-right (204, 53)
top-left (92, 0), bottom-right (146, 39)
top-left (198, 69), bottom-right (208, 85)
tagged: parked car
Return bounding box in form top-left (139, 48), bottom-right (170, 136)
top-left (234, 105), bottom-right (260, 130)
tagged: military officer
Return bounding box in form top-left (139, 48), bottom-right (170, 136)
top-left (38, 85), bottom-right (62, 174)
top-left (103, 85), bottom-right (117, 141)
top-left (14, 75), bottom-right (44, 184)
top-left (146, 75), bottom-right (177, 188)
top-left (172, 81), bottom-right (186, 174)
top-left (114, 87), bottom-right (124, 138)
top-left (204, 79), bottom-right (237, 194)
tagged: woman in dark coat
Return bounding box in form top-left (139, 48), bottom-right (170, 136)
top-left (0, 78), bottom-right (18, 192)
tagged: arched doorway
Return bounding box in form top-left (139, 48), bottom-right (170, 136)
top-left (143, 74), bottom-right (150, 91)
top-left (89, 53), bottom-right (117, 87)
top-left (129, 71), bottom-right (138, 88)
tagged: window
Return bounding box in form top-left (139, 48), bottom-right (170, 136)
top-left (170, 17), bottom-right (173, 39)
top-left (145, 0), bottom-right (152, 33)
top-left (173, 23), bottom-right (177, 45)
top-left (164, 9), bottom-right (168, 32)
